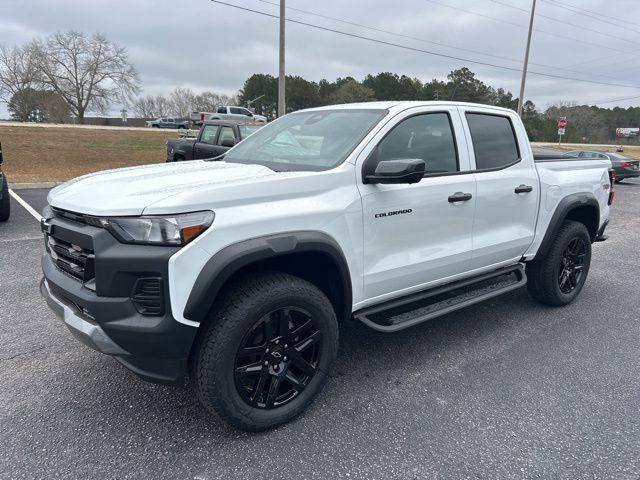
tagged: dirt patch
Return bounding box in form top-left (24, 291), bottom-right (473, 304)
top-left (0, 125), bottom-right (179, 183)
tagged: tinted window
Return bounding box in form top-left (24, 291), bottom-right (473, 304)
top-left (230, 107), bottom-right (244, 115)
top-left (200, 125), bottom-right (219, 145)
top-left (466, 113), bottom-right (520, 170)
top-left (375, 113), bottom-right (458, 174)
top-left (218, 126), bottom-right (236, 145)
top-left (217, 106), bottom-right (227, 114)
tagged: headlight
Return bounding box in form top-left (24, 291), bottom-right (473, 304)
top-left (102, 211), bottom-right (214, 246)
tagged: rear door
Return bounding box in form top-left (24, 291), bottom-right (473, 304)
top-left (193, 124), bottom-right (221, 159)
top-left (459, 108), bottom-right (539, 269)
top-left (358, 106), bottom-right (477, 302)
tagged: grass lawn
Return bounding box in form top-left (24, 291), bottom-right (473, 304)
top-left (0, 125), bottom-right (179, 183)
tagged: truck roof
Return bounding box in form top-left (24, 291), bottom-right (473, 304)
top-left (303, 101), bottom-right (516, 115)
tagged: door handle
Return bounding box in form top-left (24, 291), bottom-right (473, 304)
top-left (448, 192), bottom-right (473, 203)
top-left (515, 184), bottom-right (533, 194)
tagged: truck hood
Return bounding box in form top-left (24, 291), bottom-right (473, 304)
top-left (47, 161), bottom-right (283, 216)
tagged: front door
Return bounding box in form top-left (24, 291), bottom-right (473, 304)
top-left (193, 124), bottom-right (221, 159)
top-left (359, 108), bottom-right (477, 303)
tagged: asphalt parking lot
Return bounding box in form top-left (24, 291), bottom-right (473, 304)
top-left (1, 181), bottom-right (640, 480)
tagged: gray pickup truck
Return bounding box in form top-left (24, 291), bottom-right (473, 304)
top-left (146, 118), bottom-right (189, 129)
top-left (166, 121), bottom-right (262, 162)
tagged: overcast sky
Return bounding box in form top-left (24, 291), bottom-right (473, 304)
top-left (1, 0), bottom-right (639, 117)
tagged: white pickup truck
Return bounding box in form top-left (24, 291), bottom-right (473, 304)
top-left (40, 101), bottom-right (614, 431)
top-left (190, 106), bottom-right (267, 125)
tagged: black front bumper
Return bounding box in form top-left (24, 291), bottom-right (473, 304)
top-left (40, 212), bottom-right (199, 385)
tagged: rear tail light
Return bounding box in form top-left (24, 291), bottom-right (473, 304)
top-left (608, 169), bottom-right (616, 205)
top-left (619, 161), bottom-right (633, 167)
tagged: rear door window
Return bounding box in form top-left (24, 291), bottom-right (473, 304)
top-left (466, 113), bottom-right (520, 170)
top-left (218, 126), bottom-right (236, 145)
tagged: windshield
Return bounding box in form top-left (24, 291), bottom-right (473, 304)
top-left (223, 109), bottom-right (387, 171)
top-left (238, 124), bottom-right (262, 138)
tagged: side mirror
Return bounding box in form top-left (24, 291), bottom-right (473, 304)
top-left (221, 137), bottom-right (235, 147)
top-left (365, 159), bottom-right (426, 184)
top-left (247, 112), bottom-right (253, 117)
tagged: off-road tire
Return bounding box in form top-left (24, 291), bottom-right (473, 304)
top-left (193, 272), bottom-right (339, 431)
top-left (0, 176), bottom-right (10, 221)
top-left (526, 220), bottom-right (592, 306)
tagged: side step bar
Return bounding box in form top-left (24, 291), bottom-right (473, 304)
top-left (354, 264), bottom-right (527, 333)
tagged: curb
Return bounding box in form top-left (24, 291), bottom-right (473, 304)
top-left (9, 182), bottom-right (63, 190)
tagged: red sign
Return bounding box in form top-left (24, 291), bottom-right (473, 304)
top-left (558, 118), bottom-right (567, 128)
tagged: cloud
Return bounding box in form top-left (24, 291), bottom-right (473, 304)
top-left (0, 0), bottom-right (639, 117)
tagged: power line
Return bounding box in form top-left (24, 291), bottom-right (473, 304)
top-left (209, 0), bottom-right (640, 91)
top-left (486, 0), bottom-right (640, 45)
top-left (256, 0), bottom-right (637, 84)
top-left (423, 0), bottom-right (636, 56)
top-left (545, 0), bottom-right (640, 31)
top-left (587, 93), bottom-right (640, 106)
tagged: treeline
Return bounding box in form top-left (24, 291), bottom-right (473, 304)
top-left (132, 88), bottom-right (237, 119)
top-left (238, 68), bottom-right (640, 143)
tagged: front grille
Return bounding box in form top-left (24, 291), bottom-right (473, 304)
top-left (51, 207), bottom-right (104, 228)
top-left (45, 235), bottom-right (95, 283)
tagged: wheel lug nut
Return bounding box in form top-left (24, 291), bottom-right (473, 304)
top-left (265, 348), bottom-right (269, 353)
top-left (274, 365), bottom-right (279, 371)
top-left (284, 344), bottom-right (288, 348)
top-left (283, 356), bottom-right (288, 362)
top-left (264, 361), bottom-right (269, 366)
top-left (275, 339), bottom-right (280, 345)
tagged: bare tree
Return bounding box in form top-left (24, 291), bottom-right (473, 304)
top-left (32, 31), bottom-right (140, 123)
top-left (133, 93), bottom-right (173, 118)
top-left (0, 43), bottom-right (37, 103)
top-left (155, 95), bottom-right (171, 117)
top-left (168, 87), bottom-right (194, 118)
top-left (133, 95), bottom-right (156, 117)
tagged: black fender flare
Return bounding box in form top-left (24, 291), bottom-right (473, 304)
top-left (534, 192), bottom-right (600, 260)
top-left (183, 231), bottom-right (353, 323)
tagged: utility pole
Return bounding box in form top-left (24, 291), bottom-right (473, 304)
top-left (278, 0), bottom-right (286, 117)
top-left (517, 0), bottom-right (536, 117)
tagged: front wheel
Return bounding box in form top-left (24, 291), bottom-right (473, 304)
top-left (0, 176), bottom-right (10, 221)
top-left (526, 220), bottom-right (592, 306)
top-left (193, 272), bottom-right (339, 431)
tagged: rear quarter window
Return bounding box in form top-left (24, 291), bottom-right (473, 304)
top-left (466, 113), bottom-right (520, 170)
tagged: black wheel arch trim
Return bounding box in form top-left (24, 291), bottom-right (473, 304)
top-left (534, 192), bottom-right (600, 261)
top-left (183, 231), bottom-right (353, 324)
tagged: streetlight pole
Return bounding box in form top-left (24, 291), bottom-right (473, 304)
top-left (278, 0), bottom-right (286, 117)
top-left (517, 0), bottom-right (536, 117)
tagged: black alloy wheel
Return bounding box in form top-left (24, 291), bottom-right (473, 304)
top-left (234, 307), bottom-right (321, 409)
top-left (558, 237), bottom-right (587, 294)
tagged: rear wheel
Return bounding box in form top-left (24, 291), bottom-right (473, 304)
top-left (193, 272), bottom-right (339, 431)
top-left (0, 176), bottom-right (10, 221)
top-left (526, 220), bottom-right (591, 306)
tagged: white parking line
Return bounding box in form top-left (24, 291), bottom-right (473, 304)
top-left (8, 189), bottom-right (42, 222)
